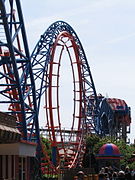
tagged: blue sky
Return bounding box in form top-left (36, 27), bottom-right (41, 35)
top-left (22, 0), bottom-right (135, 143)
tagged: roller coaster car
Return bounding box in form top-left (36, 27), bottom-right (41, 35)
top-left (99, 97), bottom-right (131, 135)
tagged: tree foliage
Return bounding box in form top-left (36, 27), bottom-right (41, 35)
top-left (85, 135), bottom-right (135, 169)
top-left (41, 136), bottom-right (52, 157)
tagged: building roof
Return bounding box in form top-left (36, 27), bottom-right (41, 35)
top-left (107, 98), bottom-right (127, 111)
top-left (0, 111), bottom-right (21, 143)
top-left (0, 124), bottom-right (21, 143)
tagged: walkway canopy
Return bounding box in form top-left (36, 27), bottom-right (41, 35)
top-left (96, 143), bottom-right (122, 160)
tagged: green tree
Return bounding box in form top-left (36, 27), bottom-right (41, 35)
top-left (86, 134), bottom-right (100, 149)
top-left (41, 137), bottom-right (51, 154)
top-left (85, 135), bottom-right (135, 169)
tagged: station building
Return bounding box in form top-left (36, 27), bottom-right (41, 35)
top-left (0, 112), bottom-right (37, 180)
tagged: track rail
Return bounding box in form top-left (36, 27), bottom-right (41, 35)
top-left (0, 0), bottom-right (100, 175)
top-left (31, 21), bottom-right (99, 171)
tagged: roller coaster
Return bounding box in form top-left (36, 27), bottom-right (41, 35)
top-left (0, 0), bottom-right (131, 177)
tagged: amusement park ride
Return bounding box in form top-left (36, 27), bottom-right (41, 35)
top-left (0, 0), bottom-right (131, 176)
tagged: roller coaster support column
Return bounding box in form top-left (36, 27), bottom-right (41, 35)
top-left (0, 0), bottom-right (41, 173)
top-left (16, 0), bottom-right (42, 170)
top-left (52, 142), bottom-right (57, 166)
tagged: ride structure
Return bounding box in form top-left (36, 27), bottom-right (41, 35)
top-left (0, 0), bottom-right (131, 177)
top-left (31, 21), bottom-right (101, 173)
top-left (99, 97), bottom-right (131, 142)
top-left (0, 0), bottom-right (40, 142)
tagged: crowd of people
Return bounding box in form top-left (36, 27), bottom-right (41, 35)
top-left (98, 166), bottom-right (135, 180)
top-left (74, 166), bottom-right (135, 180)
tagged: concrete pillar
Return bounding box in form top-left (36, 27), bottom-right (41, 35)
top-left (2, 155), bottom-right (6, 178)
top-left (15, 155), bottom-right (19, 180)
top-left (8, 155), bottom-right (12, 179)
